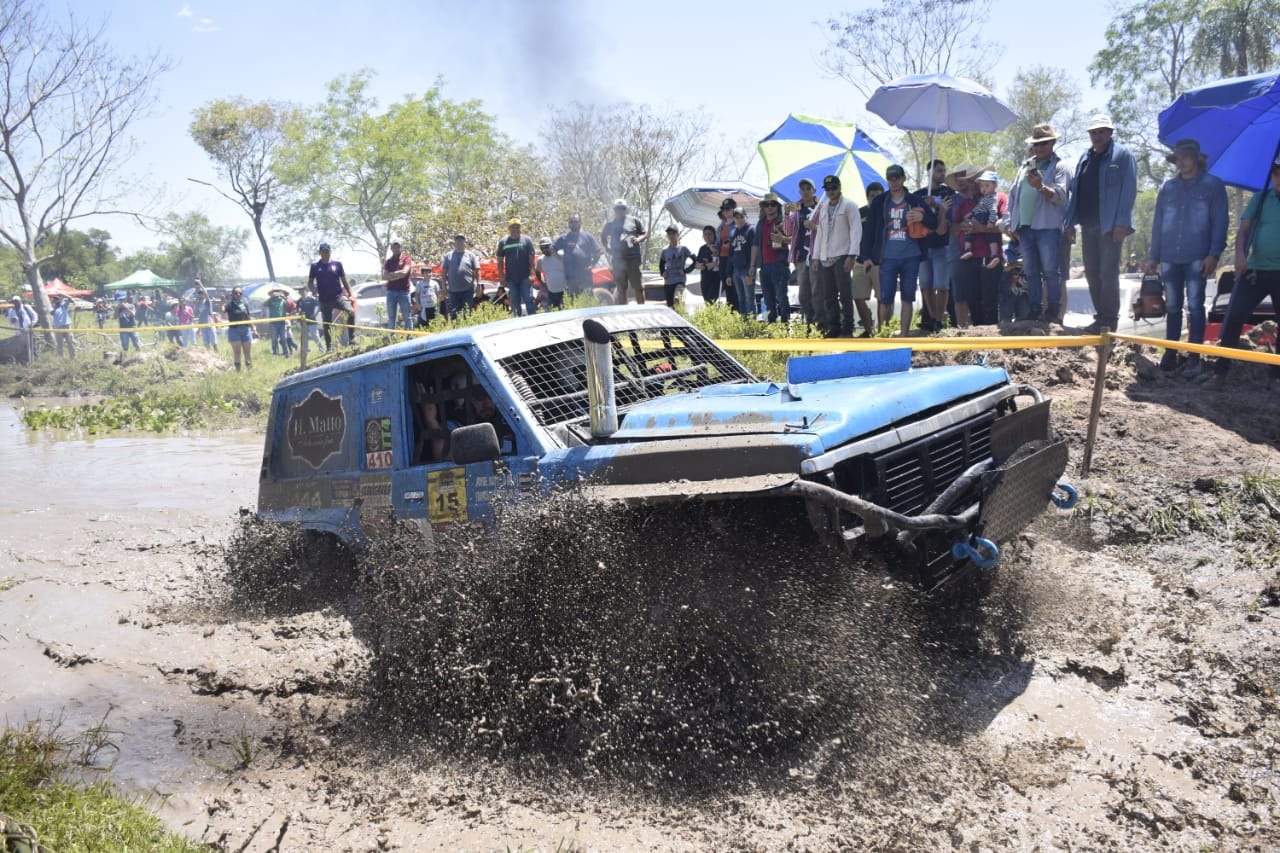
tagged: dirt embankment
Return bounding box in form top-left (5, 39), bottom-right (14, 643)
top-left (2, 337), bottom-right (1279, 851)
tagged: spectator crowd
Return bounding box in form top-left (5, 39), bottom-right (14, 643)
top-left (10, 116), bottom-right (1280, 388)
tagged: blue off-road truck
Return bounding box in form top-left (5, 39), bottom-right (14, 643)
top-left (258, 306), bottom-right (1073, 588)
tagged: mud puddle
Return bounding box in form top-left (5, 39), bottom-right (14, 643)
top-left (2, 364), bottom-right (1279, 853)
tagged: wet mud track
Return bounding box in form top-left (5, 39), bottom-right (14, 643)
top-left (2, 340), bottom-right (1279, 851)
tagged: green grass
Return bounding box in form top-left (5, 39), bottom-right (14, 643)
top-left (0, 718), bottom-right (208, 852)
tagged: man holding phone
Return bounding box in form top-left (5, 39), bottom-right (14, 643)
top-left (1007, 123), bottom-right (1072, 324)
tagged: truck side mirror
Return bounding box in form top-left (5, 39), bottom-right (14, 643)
top-left (451, 423), bottom-right (501, 464)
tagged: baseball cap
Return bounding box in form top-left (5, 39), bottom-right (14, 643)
top-left (453, 233), bottom-right (466, 241)
top-left (719, 198), bottom-right (737, 210)
top-left (976, 170), bottom-right (999, 183)
top-left (538, 236), bottom-right (553, 246)
top-left (821, 174), bottom-right (841, 189)
top-left (613, 199), bottom-right (628, 209)
top-left (318, 241), bottom-right (331, 250)
top-left (664, 225), bottom-right (678, 233)
top-left (1086, 113), bottom-right (1114, 131)
top-left (508, 217), bottom-right (521, 226)
top-left (886, 164), bottom-right (906, 179)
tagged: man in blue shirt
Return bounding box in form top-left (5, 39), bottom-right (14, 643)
top-left (1146, 139), bottom-right (1228, 377)
top-left (553, 214), bottom-right (602, 298)
top-left (306, 242), bottom-right (353, 350)
top-left (1067, 114), bottom-right (1138, 333)
top-left (51, 294), bottom-right (75, 357)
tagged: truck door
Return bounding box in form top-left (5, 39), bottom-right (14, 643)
top-left (394, 353), bottom-right (539, 532)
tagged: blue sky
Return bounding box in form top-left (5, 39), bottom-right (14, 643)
top-left (84, 0), bottom-right (1118, 278)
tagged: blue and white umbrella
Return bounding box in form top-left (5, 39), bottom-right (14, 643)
top-left (757, 115), bottom-right (896, 205)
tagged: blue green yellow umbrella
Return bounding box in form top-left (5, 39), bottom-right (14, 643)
top-left (757, 114), bottom-right (896, 206)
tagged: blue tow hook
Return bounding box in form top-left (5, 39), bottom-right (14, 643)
top-left (951, 535), bottom-right (1000, 571)
top-left (1051, 482), bottom-right (1078, 509)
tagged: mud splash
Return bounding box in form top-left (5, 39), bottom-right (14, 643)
top-left (207, 492), bottom-right (1033, 793)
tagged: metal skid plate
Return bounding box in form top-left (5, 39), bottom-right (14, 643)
top-left (978, 437), bottom-right (1069, 543)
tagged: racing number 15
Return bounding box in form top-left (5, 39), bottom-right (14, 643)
top-left (427, 467), bottom-right (468, 523)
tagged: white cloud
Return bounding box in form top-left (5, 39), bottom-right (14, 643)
top-left (176, 3), bottom-right (193, 17)
top-left (192, 16), bottom-right (218, 32)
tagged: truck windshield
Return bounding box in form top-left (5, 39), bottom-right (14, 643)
top-left (496, 325), bottom-right (756, 427)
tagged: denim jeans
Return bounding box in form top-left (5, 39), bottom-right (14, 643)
top-left (733, 268), bottom-right (755, 317)
top-left (270, 321), bottom-right (287, 354)
top-left (1018, 227), bottom-right (1062, 319)
top-left (1081, 225), bottom-right (1124, 328)
top-left (918, 246), bottom-right (950, 291)
top-left (1162, 260), bottom-right (1207, 343)
top-left (879, 255), bottom-right (921, 304)
top-left (447, 290), bottom-right (473, 319)
top-left (760, 261), bottom-right (790, 322)
top-left (119, 331), bottom-right (141, 351)
top-left (509, 277), bottom-right (536, 316)
top-left (385, 290), bottom-right (412, 330)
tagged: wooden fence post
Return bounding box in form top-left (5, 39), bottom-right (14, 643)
top-left (1080, 329), bottom-right (1113, 476)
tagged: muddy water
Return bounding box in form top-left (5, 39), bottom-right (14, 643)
top-left (0, 403), bottom-right (264, 823)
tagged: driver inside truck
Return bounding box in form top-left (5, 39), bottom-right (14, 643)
top-left (419, 380), bottom-right (515, 461)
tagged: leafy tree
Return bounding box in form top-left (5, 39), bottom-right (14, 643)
top-left (1089, 0), bottom-right (1203, 182)
top-left (542, 103), bottom-right (717, 263)
top-left (154, 212), bottom-right (248, 286)
top-left (37, 228), bottom-right (125, 290)
top-left (818, 0), bottom-right (990, 99)
top-left (817, 0), bottom-right (991, 181)
top-left (998, 67), bottom-right (1088, 172)
top-left (403, 145), bottom-right (560, 267)
top-left (0, 0), bottom-right (169, 329)
top-left (273, 71), bottom-right (501, 269)
top-left (1193, 0), bottom-right (1280, 77)
top-left (189, 98), bottom-right (301, 282)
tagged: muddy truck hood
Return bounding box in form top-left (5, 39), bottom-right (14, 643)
top-left (610, 364), bottom-right (1010, 448)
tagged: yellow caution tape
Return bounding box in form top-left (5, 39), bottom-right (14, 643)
top-left (1111, 332), bottom-right (1280, 367)
top-left (715, 335), bottom-right (1104, 352)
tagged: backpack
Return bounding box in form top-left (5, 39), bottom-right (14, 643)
top-left (1132, 272), bottom-right (1167, 319)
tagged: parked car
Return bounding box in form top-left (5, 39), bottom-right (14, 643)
top-left (258, 306), bottom-right (1073, 589)
top-left (1207, 268), bottom-right (1274, 340)
top-left (1062, 278), bottom-right (1164, 336)
top-left (351, 281), bottom-right (386, 328)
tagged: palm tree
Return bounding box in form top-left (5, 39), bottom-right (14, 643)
top-left (1193, 0), bottom-right (1280, 78)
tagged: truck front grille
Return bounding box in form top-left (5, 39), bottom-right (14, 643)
top-left (877, 417), bottom-right (994, 516)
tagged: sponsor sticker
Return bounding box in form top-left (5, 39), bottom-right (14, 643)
top-left (364, 417), bottom-right (393, 469)
top-left (428, 467), bottom-right (468, 524)
top-left (287, 389), bottom-right (346, 469)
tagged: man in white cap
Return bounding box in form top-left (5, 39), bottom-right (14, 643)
top-left (600, 199), bottom-right (648, 304)
top-left (1067, 114), bottom-right (1138, 333)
